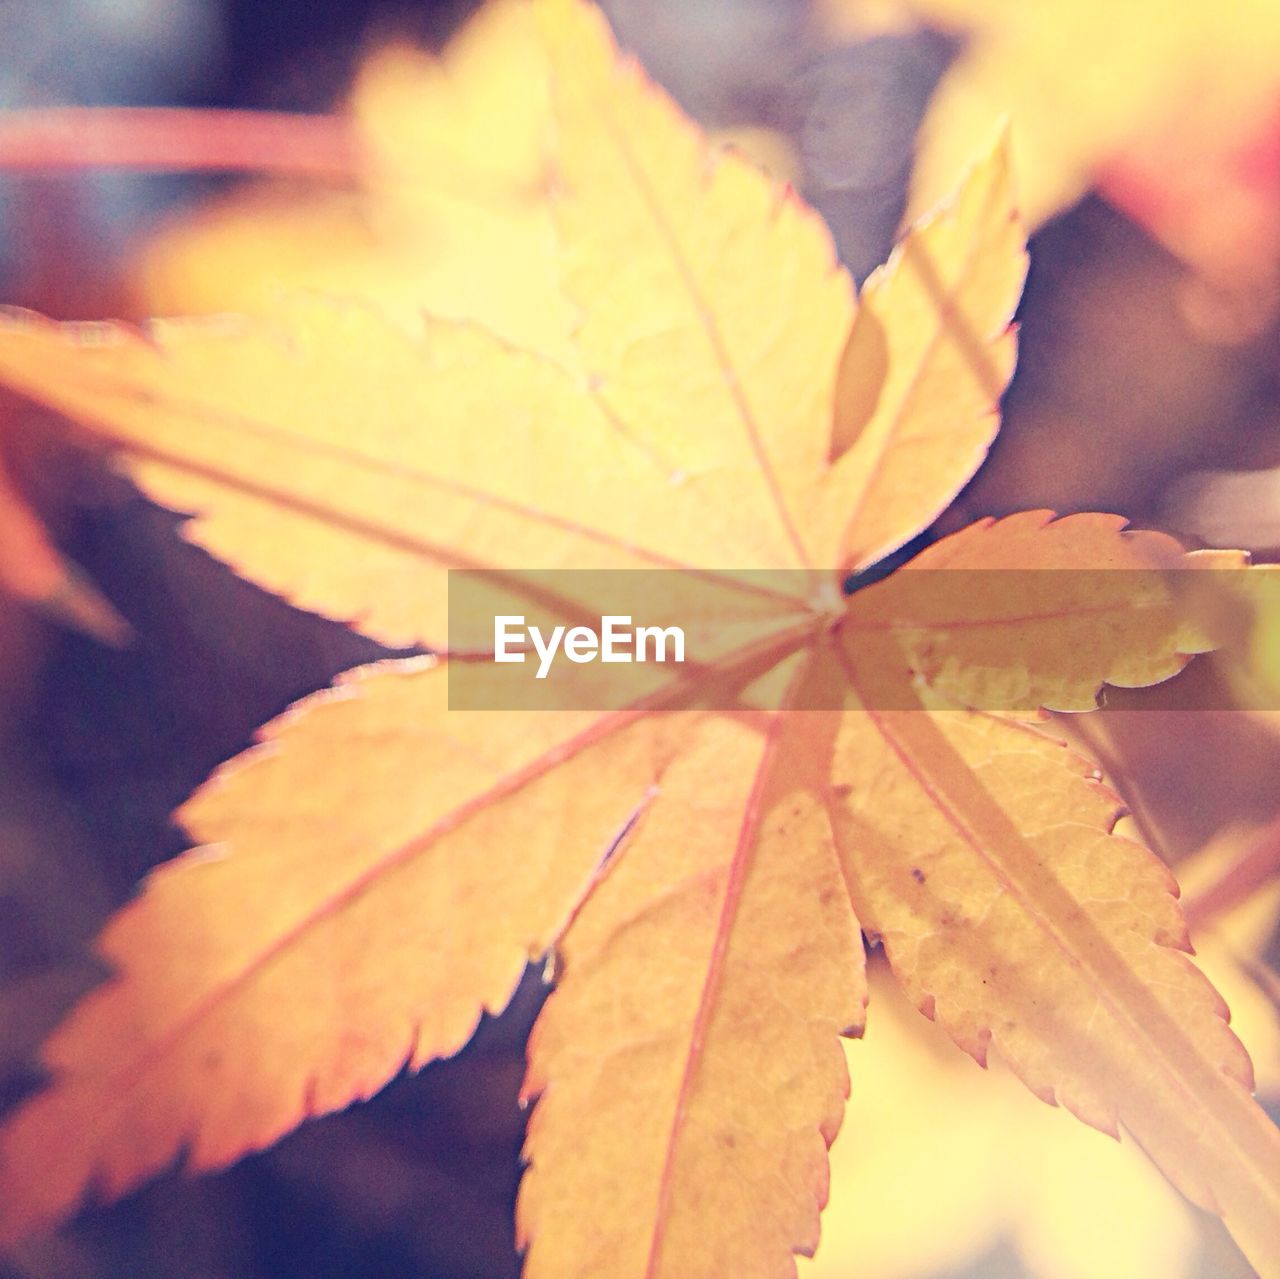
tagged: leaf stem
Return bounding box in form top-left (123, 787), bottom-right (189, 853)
top-left (1183, 816), bottom-right (1280, 928)
top-left (0, 108), bottom-right (361, 179)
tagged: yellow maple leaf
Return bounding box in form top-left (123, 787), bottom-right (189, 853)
top-left (0, 3), bottom-right (1274, 1277)
top-left (134, 3), bottom-right (577, 361)
top-left (807, 958), bottom-right (1202, 1279)
top-left (807, 817), bottom-right (1280, 1279)
top-left (819, 0), bottom-right (1280, 293)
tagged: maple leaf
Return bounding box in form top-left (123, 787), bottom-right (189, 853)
top-left (808, 823), bottom-right (1280, 1279)
top-left (0, 2), bottom-right (1276, 1277)
top-left (819, 0), bottom-right (1280, 297)
top-left (1177, 823), bottom-right (1280, 1104)
top-left (133, 5), bottom-right (579, 361)
top-left (811, 957), bottom-right (1204, 1279)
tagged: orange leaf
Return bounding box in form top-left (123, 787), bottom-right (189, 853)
top-left (845, 510), bottom-right (1246, 711)
top-left (519, 658), bottom-right (864, 1278)
top-left (828, 641), bottom-right (1280, 1270)
top-left (824, 136), bottom-right (1024, 569)
top-left (0, 660), bottom-right (688, 1240)
top-left (0, 306), bottom-right (835, 648)
top-left (136, 2), bottom-right (580, 361)
top-left (809, 957), bottom-right (1206, 1279)
top-left (860, 0), bottom-right (1280, 290)
top-left (0, 2), bottom-right (1274, 1276)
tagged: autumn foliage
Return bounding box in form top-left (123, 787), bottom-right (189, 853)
top-left (0, 2), bottom-right (1278, 1278)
